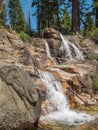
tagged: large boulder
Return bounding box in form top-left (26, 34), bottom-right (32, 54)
top-left (0, 63), bottom-right (42, 130)
top-left (80, 39), bottom-right (98, 60)
top-left (43, 28), bottom-right (61, 40)
top-left (47, 38), bottom-right (61, 56)
top-left (43, 28), bottom-right (62, 58)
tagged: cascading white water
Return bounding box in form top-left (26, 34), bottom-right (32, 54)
top-left (70, 43), bottom-right (84, 60)
top-left (60, 33), bottom-right (84, 60)
top-left (39, 70), bottom-right (93, 126)
top-left (60, 33), bottom-right (73, 60)
top-left (45, 40), bottom-right (51, 57)
top-left (44, 40), bottom-right (56, 65)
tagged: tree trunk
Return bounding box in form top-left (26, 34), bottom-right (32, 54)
top-left (0, 0), bottom-right (5, 16)
top-left (72, 0), bottom-right (80, 33)
top-left (27, 0), bottom-right (31, 35)
top-left (96, 8), bottom-right (98, 27)
top-left (56, 0), bottom-right (60, 27)
top-left (37, 0), bottom-right (40, 35)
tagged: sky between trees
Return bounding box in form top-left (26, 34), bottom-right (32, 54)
top-left (20, 0), bottom-right (93, 31)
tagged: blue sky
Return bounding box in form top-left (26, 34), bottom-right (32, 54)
top-left (21, 0), bottom-right (93, 31)
top-left (21, 0), bottom-right (37, 31)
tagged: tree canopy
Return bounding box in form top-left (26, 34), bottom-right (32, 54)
top-left (0, 0), bottom-right (98, 37)
top-left (8, 0), bottom-right (27, 32)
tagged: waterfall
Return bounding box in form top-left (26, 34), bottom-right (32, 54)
top-left (45, 40), bottom-right (51, 57)
top-left (44, 40), bottom-right (56, 65)
top-left (70, 43), bottom-right (84, 60)
top-left (60, 33), bottom-right (84, 60)
top-left (39, 70), bottom-right (93, 126)
top-left (60, 33), bottom-right (73, 60)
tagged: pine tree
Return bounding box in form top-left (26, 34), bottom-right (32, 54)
top-left (93, 0), bottom-right (98, 27)
top-left (9, 0), bottom-right (27, 32)
top-left (84, 11), bottom-right (94, 36)
top-left (0, 0), bottom-right (5, 16)
top-left (0, 4), bottom-right (7, 26)
top-left (0, 0), bottom-right (5, 27)
top-left (61, 9), bottom-right (71, 31)
top-left (27, 0), bottom-right (31, 35)
top-left (32, 0), bottom-right (65, 34)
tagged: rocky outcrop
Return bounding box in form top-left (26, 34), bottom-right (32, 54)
top-left (39, 117), bottom-right (98, 130)
top-left (42, 60), bottom-right (98, 108)
top-left (65, 35), bottom-right (98, 60)
top-left (0, 28), bottom-right (98, 130)
top-left (0, 63), bottom-right (43, 130)
top-left (43, 28), bottom-right (61, 40)
top-left (43, 28), bottom-right (62, 58)
top-left (0, 29), bottom-right (46, 130)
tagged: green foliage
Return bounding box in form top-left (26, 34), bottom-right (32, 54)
top-left (0, 4), bottom-right (7, 27)
top-left (89, 54), bottom-right (98, 60)
top-left (61, 9), bottom-right (71, 31)
top-left (91, 75), bottom-right (98, 92)
top-left (93, 1), bottom-right (98, 7)
top-left (84, 12), bottom-right (95, 36)
top-left (32, 0), bottom-right (65, 33)
top-left (9, 0), bottom-right (27, 33)
top-left (89, 28), bottom-right (98, 43)
top-left (0, 23), bottom-right (2, 29)
top-left (18, 32), bottom-right (29, 42)
top-left (0, 5), bottom-right (7, 26)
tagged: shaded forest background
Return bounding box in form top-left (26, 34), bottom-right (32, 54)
top-left (0, 0), bottom-right (98, 42)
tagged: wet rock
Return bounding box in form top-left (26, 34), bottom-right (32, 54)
top-left (39, 118), bottom-right (98, 130)
top-left (41, 101), bottom-right (56, 115)
top-left (46, 38), bottom-right (61, 57)
top-left (43, 28), bottom-right (62, 58)
top-left (65, 35), bottom-right (81, 48)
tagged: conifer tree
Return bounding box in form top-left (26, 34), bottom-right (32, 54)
top-left (84, 11), bottom-right (94, 36)
top-left (0, 0), bottom-right (5, 16)
top-left (0, 0), bottom-right (5, 26)
top-left (32, 0), bottom-right (65, 34)
top-left (9, 0), bottom-right (27, 32)
top-left (93, 0), bottom-right (98, 27)
top-left (0, 4), bottom-right (7, 26)
top-left (61, 9), bottom-right (71, 31)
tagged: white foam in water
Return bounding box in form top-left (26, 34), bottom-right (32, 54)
top-left (39, 70), bottom-right (93, 126)
top-left (44, 40), bottom-right (56, 65)
top-left (70, 43), bottom-right (84, 60)
top-left (45, 40), bottom-right (51, 57)
top-left (60, 33), bottom-right (84, 60)
top-left (60, 33), bottom-right (73, 60)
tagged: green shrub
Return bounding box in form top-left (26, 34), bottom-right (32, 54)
top-left (90, 28), bottom-right (98, 43)
top-left (0, 20), bottom-right (2, 29)
top-left (91, 75), bottom-right (98, 92)
top-left (0, 23), bottom-right (2, 29)
top-left (89, 54), bottom-right (98, 60)
top-left (18, 32), bottom-right (29, 42)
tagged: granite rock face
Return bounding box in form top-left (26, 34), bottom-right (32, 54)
top-left (0, 29), bottom-right (45, 130)
top-left (0, 63), bottom-right (42, 130)
top-left (0, 28), bottom-right (98, 129)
